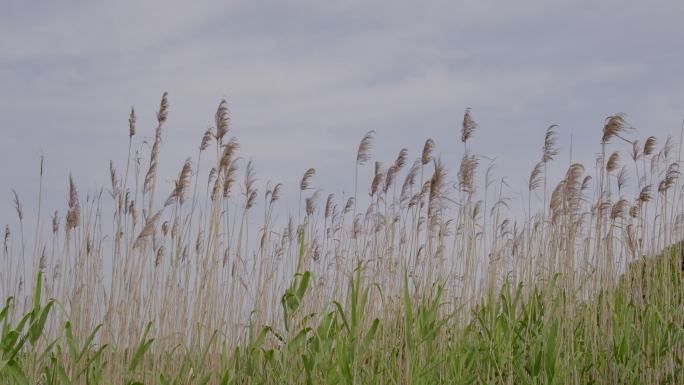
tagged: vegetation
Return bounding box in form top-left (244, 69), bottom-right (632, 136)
top-left (1, 94), bottom-right (683, 384)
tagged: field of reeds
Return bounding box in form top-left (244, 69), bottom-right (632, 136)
top-left (1, 93), bottom-right (683, 384)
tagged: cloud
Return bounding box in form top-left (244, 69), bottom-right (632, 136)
top-left (1, 0), bottom-right (683, 228)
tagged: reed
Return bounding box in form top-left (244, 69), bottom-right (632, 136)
top-left (1, 93), bottom-right (683, 384)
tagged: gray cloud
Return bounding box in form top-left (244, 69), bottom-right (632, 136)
top-left (1, 0), bottom-right (684, 228)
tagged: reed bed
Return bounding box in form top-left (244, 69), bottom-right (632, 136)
top-left (1, 93), bottom-right (683, 384)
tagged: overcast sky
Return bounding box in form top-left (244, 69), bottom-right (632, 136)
top-left (2, 0), bottom-right (684, 228)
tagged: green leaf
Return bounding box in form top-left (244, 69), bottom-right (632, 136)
top-left (79, 324), bottom-right (103, 361)
top-left (5, 359), bottom-right (29, 385)
top-left (33, 271), bottom-right (43, 314)
top-left (296, 271), bottom-right (312, 301)
top-left (360, 318), bottom-right (379, 355)
top-left (52, 356), bottom-right (73, 385)
top-left (333, 301), bottom-right (351, 334)
top-left (28, 300), bottom-right (54, 345)
top-left (65, 321), bottom-right (79, 363)
top-left (128, 322), bottom-right (155, 373)
top-left (197, 373), bottom-right (212, 385)
top-left (288, 327), bottom-right (311, 351)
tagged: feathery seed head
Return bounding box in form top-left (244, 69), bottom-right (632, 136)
top-left (200, 128), bottom-right (213, 151)
top-left (66, 175), bottom-right (80, 230)
top-left (11, 189), bottom-right (22, 221)
top-left (219, 138), bottom-right (240, 172)
top-left (270, 183), bottom-right (283, 205)
top-left (542, 125), bottom-right (559, 163)
top-left (214, 99), bottom-right (230, 143)
top-left (52, 211), bottom-right (59, 234)
top-left (394, 148), bottom-right (408, 171)
top-left (371, 161), bottom-right (384, 196)
top-left (606, 151), bottom-right (620, 173)
top-left (300, 168), bottom-right (316, 191)
top-left (429, 158), bottom-right (446, 207)
top-left (639, 185), bottom-right (653, 203)
top-left (324, 194), bottom-right (335, 219)
top-left (421, 138), bottom-right (435, 165)
top-left (602, 113), bottom-right (627, 144)
top-left (528, 161), bottom-right (544, 192)
top-left (133, 210), bottom-right (163, 250)
top-left (458, 152), bottom-right (478, 193)
top-left (461, 108), bottom-right (477, 144)
top-left (631, 140), bottom-right (641, 161)
top-left (356, 130), bottom-right (375, 166)
top-left (643, 136), bottom-right (656, 156)
top-left (129, 107), bottom-right (136, 137)
top-left (343, 197), bottom-right (355, 214)
top-left (157, 92), bottom-right (169, 124)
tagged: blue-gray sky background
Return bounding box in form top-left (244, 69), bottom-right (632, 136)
top-left (2, 0), bottom-right (684, 227)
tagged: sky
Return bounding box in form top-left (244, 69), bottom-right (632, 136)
top-left (2, 0), bottom-right (684, 230)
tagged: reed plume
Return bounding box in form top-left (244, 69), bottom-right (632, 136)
top-left (458, 152), bottom-right (478, 193)
top-left (300, 168), bottom-right (316, 191)
top-left (606, 151), bottom-right (620, 173)
top-left (11, 190), bottom-right (22, 221)
top-left (66, 175), bottom-right (80, 230)
top-left (356, 130), bottom-right (375, 166)
top-left (129, 107), bottom-right (136, 137)
top-left (528, 161), bottom-right (544, 192)
top-left (157, 92), bottom-right (169, 124)
top-left (200, 128), bottom-right (213, 151)
top-left (133, 210), bottom-right (163, 249)
top-left (602, 113), bottom-right (628, 143)
top-left (542, 125), bottom-right (559, 163)
top-left (214, 99), bottom-right (230, 143)
top-left (421, 138), bottom-right (435, 165)
top-left (461, 108), bottom-right (477, 144)
top-left (643, 136), bottom-right (657, 156)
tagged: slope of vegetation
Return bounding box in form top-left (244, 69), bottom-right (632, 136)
top-left (1, 94), bottom-right (683, 384)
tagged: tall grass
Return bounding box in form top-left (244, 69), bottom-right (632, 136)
top-left (1, 93), bottom-right (683, 384)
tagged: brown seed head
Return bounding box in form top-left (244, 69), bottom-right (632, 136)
top-left (223, 160), bottom-right (239, 199)
top-left (638, 185), bottom-right (653, 203)
top-left (602, 113), bottom-right (627, 144)
top-left (219, 138), bottom-right (240, 172)
top-left (528, 161), bottom-right (544, 191)
top-left (631, 140), bottom-right (641, 161)
top-left (356, 130), bottom-right (375, 166)
top-left (394, 148), bottom-right (408, 171)
top-left (305, 190), bottom-right (320, 216)
top-left (421, 138), bottom-right (435, 165)
top-left (429, 158), bottom-right (446, 207)
top-left (461, 108), bottom-right (477, 144)
top-left (52, 211), bottom-right (59, 234)
top-left (610, 198), bottom-right (628, 220)
top-left (129, 107), bottom-right (136, 137)
top-left (458, 152), bottom-right (478, 193)
top-left (542, 125), bottom-right (559, 163)
top-left (643, 136), bottom-right (656, 156)
top-left (156, 92), bottom-right (169, 124)
top-left (11, 189), bottom-right (22, 221)
top-left (66, 175), bottom-right (80, 230)
top-left (300, 168), bottom-right (316, 191)
top-left (606, 151), bottom-right (620, 173)
top-left (133, 210), bottom-right (162, 250)
top-left (371, 162), bottom-right (384, 195)
top-left (200, 127), bottom-right (213, 151)
top-left (214, 99), bottom-right (230, 143)
top-left (270, 183), bottom-right (283, 205)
